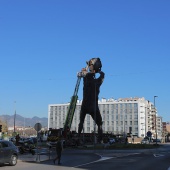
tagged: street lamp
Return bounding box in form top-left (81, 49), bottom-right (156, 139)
top-left (154, 96), bottom-right (158, 145)
top-left (14, 101), bottom-right (16, 133)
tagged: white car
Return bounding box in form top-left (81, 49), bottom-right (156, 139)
top-left (109, 138), bottom-right (115, 144)
top-left (9, 137), bottom-right (16, 143)
top-left (141, 139), bottom-right (149, 144)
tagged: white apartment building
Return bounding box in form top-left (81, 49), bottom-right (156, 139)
top-left (157, 116), bottom-right (163, 139)
top-left (48, 97), bottom-right (162, 138)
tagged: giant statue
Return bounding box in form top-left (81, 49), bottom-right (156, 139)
top-left (78, 58), bottom-right (105, 142)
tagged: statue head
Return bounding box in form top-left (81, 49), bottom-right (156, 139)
top-left (86, 58), bottom-right (102, 73)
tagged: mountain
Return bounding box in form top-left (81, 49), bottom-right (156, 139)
top-left (0, 114), bottom-right (48, 128)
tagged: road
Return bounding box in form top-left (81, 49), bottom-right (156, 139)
top-left (76, 151), bottom-right (170, 170)
top-left (1, 144), bottom-right (170, 170)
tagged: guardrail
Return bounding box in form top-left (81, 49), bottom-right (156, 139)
top-left (33, 147), bottom-right (53, 162)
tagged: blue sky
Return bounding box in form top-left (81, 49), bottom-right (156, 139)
top-left (0, 0), bottom-right (170, 122)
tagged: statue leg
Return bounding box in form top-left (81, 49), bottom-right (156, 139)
top-left (95, 110), bottom-right (103, 142)
top-left (90, 109), bottom-right (103, 142)
top-left (78, 110), bottom-right (86, 136)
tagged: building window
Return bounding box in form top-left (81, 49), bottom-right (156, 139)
top-left (125, 115), bottom-right (127, 119)
top-left (87, 127), bottom-right (90, 132)
top-left (120, 115), bottom-right (123, 120)
top-left (134, 103), bottom-right (138, 108)
top-left (134, 115), bottom-right (138, 119)
top-left (129, 103), bottom-right (132, 109)
top-left (124, 103), bottom-right (127, 108)
top-left (134, 121), bottom-right (138, 125)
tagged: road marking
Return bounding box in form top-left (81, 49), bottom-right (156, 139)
top-left (73, 153), bottom-right (140, 168)
top-left (116, 153), bottom-right (140, 157)
top-left (153, 154), bottom-right (165, 157)
top-left (73, 156), bottom-right (114, 168)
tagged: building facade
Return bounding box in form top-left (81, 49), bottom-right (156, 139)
top-left (48, 97), bottom-right (162, 138)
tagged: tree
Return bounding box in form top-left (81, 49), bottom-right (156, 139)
top-left (0, 119), bottom-right (8, 133)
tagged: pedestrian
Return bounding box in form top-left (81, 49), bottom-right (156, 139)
top-left (53, 138), bottom-right (62, 165)
top-left (15, 134), bottom-right (20, 146)
top-left (132, 137), bottom-right (134, 143)
top-left (125, 137), bottom-right (128, 144)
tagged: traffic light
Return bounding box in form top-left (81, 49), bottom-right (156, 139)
top-left (0, 125), bottom-right (2, 132)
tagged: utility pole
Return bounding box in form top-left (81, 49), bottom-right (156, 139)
top-left (154, 96), bottom-right (158, 145)
top-left (14, 101), bottom-right (16, 133)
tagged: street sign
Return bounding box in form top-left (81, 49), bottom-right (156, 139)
top-left (34, 123), bottom-right (42, 132)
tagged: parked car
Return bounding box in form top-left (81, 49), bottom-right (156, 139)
top-left (109, 138), bottom-right (116, 144)
top-left (30, 137), bottom-right (37, 144)
top-left (9, 137), bottom-right (16, 143)
top-left (0, 140), bottom-right (19, 166)
top-left (18, 137), bottom-right (36, 144)
top-left (153, 139), bottom-right (161, 143)
top-left (141, 139), bottom-right (149, 144)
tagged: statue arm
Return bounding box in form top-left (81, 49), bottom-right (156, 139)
top-left (98, 71), bottom-right (105, 84)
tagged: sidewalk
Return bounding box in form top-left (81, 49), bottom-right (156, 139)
top-left (18, 153), bottom-right (50, 162)
top-left (18, 147), bottom-right (54, 163)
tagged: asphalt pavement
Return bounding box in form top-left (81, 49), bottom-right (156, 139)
top-left (18, 144), bottom-right (168, 163)
top-left (18, 147), bottom-right (52, 162)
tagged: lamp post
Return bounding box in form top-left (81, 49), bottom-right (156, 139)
top-left (154, 96), bottom-right (158, 145)
top-left (14, 101), bottom-right (16, 133)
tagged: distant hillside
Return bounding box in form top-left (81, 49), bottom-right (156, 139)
top-left (0, 114), bottom-right (48, 128)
